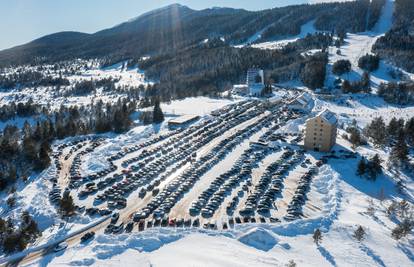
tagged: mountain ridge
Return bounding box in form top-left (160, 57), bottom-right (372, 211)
top-left (0, 0), bottom-right (402, 68)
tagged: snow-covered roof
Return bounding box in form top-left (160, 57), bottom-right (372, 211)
top-left (289, 93), bottom-right (312, 107)
top-left (317, 109), bottom-right (337, 125)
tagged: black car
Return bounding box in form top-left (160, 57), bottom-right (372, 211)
top-left (125, 222), bottom-right (134, 233)
top-left (111, 212), bottom-right (120, 224)
top-left (81, 232), bottom-right (95, 243)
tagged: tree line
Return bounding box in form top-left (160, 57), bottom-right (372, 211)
top-left (373, 0), bottom-right (414, 73)
top-left (378, 81), bottom-right (414, 105)
top-left (0, 98), bottom-right (137, 192)
top-left (0, 211), bottom-right (41, 253)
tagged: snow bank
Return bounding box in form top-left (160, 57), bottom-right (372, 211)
top-left (237, 227), bottom-right (278, 251)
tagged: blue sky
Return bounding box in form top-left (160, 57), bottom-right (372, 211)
top-left (0, 0), bottom-right (309, 50)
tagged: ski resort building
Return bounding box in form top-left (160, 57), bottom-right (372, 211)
top-left (246, 68), bottom-right (264, 86)
top-left (168, 115), bottom-right (200, 128)
top-left (288, 92), bottom-right (313, 112)
top-left (247, 68), bottom-right (265, 96)
top-left (304, 109), bottom-right (337, 152)
top-left (232, 68), bottom-right (265, 96)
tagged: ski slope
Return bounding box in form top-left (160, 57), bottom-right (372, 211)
top-left (240, 20), bottom-right (318, 50)
top-left (325, 0), bottom-right (414, 90)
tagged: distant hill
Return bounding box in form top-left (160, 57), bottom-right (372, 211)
top-left (0, 1), bottom-right (389, 67)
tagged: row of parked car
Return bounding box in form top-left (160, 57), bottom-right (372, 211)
top-left (95, 101), bottom-right (264, 214)
top-left (69, 139), bottom-right (103, 182)
top-left (53, 137), bottom-right (96, 175)
top-left (242, 149), bottom-right (305, 217)
top-left (49, 184), bottom-right (62, 205)
top-left (285, 164), bottom-right (320, 220)
top-left (106, 212), bottom-right (284, 234)
top-left (131, 102), bottom-right (271, 221)
top-left (197, 146), bottom-right (273, 219)
top-left (190, 108), bottom-right (298, 219)
top-left (76, 101), bottom-right (259, 208)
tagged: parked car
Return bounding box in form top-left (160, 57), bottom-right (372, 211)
top-left (54, 242), bottom-right (68, 252)
top-left (80, 232), bottom-right (95, 243)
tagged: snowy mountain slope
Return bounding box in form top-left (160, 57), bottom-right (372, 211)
top-left (234, 20), bottom-right (318, 50)
top-left (324, 0), bottom-right (413, 90)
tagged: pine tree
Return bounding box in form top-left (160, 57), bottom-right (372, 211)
top-left (353, 225), bottom-right (366, 242)
top-left (357, 157), bottom-right (367, 177)
top-left (60, 191), bottom-right (75, 217)
top-left (153, 98), bottom-right (165, 124)
top-left (349, 127), bottom-right (362, 148)
top-left (35, 141), bottom-right (51, 170)
top-left (389, 130), bottom-right (409, 166)
top-left (22, 136), bottom-right (38, 161)
top-left (365, 117), bottom-right (387, 146)
top-left (392, 219), bottom-right (414, 240)
top-left (332, 59), bottom-right (351, 75)
top-left (405, 117), bottom-right (414, 145)
top-left (286, 260), bottom-right (297, 267)
top-left (0, 217), bottom-right (6, 234)
top-left (342, 80), bottom-right (352, 93)
top-left (20, 211), bottom-right (41, 241)
top-left (361, 72), bottom-right (371, 93)
top-left (387, 117), bottom-right (398, 139)
top-left (313, 229), bottom-right (322, 245)
top-left (366, 154), bottom-right (382, 180)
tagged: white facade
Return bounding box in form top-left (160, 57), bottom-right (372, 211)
top-left (247, 68), bottom-right (264, 86)
top-left (232, 68), bottom-right (266, 96)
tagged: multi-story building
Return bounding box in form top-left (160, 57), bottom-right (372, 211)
top-left (246, 68), bottom-right (264, 86)
top-left (247, 68), bottom-right (264, 96)
top-left (232, 68), bottom-right (265, 96)
top-left (304, 109), bottom-right (337, 152)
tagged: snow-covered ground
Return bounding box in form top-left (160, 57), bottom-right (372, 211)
top-left (25, 152), bottom-right (414, 266)
top-left (325, 0), bottom-right (414, 90)
top-left (16, 92), bottom-right (413, 267)
top-left (236, 20), bottom-right (318, 50)
top-left (0, 61), bottom-right (150, 109)
top-left (161, 97), bottom-right (236, 117)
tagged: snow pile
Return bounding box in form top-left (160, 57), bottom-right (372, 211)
top-left (237, 227), bottom-right (278, 251)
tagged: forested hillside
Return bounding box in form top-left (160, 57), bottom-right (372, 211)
top-left (373, 0), bottom-right (414, 72)
top-left (0, 1), bottom-right (385, 68)
top-left (139, 33), bottom-right (332, 99)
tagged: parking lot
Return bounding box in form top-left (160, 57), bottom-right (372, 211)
top-left (50, 98), bottom-right (325, 233)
